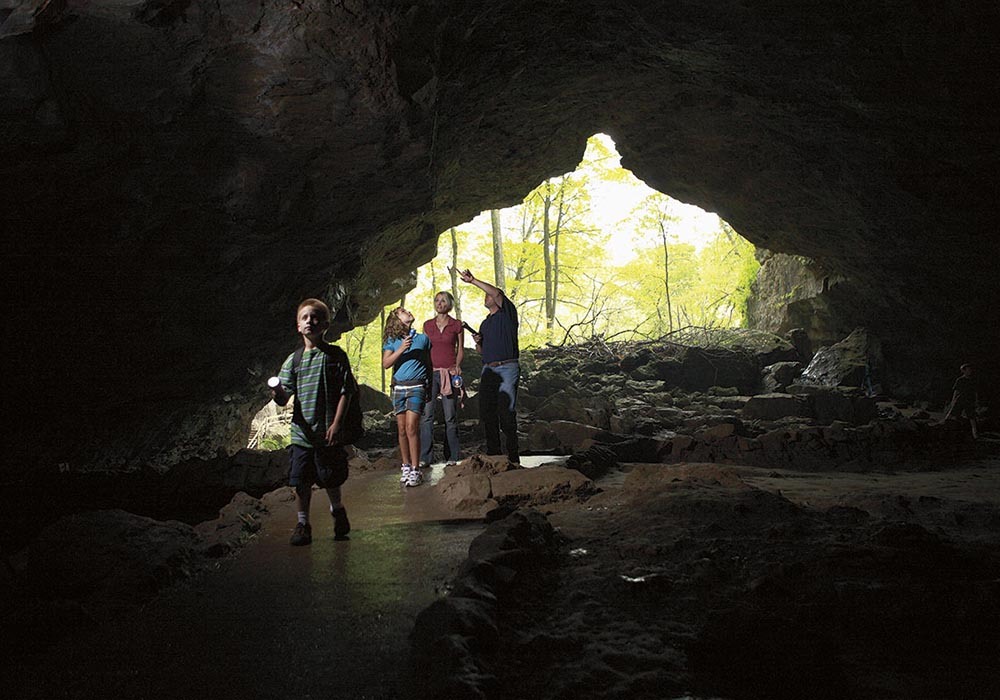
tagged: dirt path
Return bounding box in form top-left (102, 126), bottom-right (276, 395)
top-left (6, 467), bottom-right (483, 700)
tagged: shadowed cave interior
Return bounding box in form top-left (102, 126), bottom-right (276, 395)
top-left (3, 1), bottom-right (1000, 698)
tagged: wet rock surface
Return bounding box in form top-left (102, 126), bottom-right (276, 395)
top-left (418, 463), bottom-right (1000, 700)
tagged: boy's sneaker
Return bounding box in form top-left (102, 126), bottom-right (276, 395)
top-left (418, 462), bottom-right (431, 470)
top-left (290, 522), bottom-right (312, 546)
top-left (331, 506), bottom-right (351, 540)
top-left (405, 468), bottom-right (423, 487)
top-left (400, 464), bottom-right (412, 483)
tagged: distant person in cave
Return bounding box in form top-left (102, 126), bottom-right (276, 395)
top-left (271, 298), bottom-right (356, 546)
top-left (456, 268), bottom-right (520, 463)
top-left (382, 307), bottom-right (432, 486)
top-left (943, 362), bottom-right (979, 439)
top-left (419, 291), bottom-right (465, 468)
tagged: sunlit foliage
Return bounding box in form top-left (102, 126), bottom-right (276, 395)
top-left (339, 135), bottom-right (759, 387)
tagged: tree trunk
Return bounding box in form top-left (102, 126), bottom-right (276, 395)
top-left (660, 220), bottom-right (673, 333)
top-left (490, 209), bottom-right (506, 289)
top-left (514, 207), bottom-right (536, 281)
top-left (355, 323), bottom-right (367, 384)
top-left (380, 306), bottom-right (387, 393)
top-left (542, 185), bottom-right (554, 336)
top-left (552, 183), bottom-right (566, 331)
top-left (449, 227), bottom-right (462, 320)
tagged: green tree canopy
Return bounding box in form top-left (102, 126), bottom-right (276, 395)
top-left (340, 134), bottom-right (759, 387)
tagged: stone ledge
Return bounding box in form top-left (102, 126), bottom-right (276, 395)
top-left (408, 510), bottom-right (563, 700)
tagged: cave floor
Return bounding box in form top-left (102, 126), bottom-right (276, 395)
top-left (8, 459), bottom-right (1000, 700)
top-left (5, 466), bottom-right (484, 700)
top-left (507, 459), bottom-right (1000, 700)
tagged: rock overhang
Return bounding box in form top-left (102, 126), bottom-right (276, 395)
top-left (3, 0), bottom-right (998, 471)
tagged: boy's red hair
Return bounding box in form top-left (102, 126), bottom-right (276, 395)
top-left (297, 298), bottom-right (331, 321)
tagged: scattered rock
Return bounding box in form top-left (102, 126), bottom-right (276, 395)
top-left (22, 510), bottom-right (201, 605)
top-left (762, 361), bottom-right (804, 392)
top-left (194, 492), bottom-right (268, 558)
top-left (742, 393), bottom-right (813, 420)
top-left (409, 510), bottom-right (562, 700)
top-left (491, 465), bottom-right (595, 506)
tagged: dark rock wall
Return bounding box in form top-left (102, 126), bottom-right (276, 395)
top-left (746, 251), bottom-right (836, 341)
top-left (4, 0), bottom-right (999, 471)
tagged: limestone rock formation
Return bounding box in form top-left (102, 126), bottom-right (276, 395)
top-left (799, 327), bottom-right (884, 391)
top-left (4, 0), bottom-right (999, 474)
top-left (745, 250), bottom-right (848, 348)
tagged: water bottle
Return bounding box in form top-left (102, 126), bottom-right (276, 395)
top-left (267, 377), bottom-right (281, 390)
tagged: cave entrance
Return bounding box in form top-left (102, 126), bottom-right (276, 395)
top-left (246, 134), bottom-right (759, 449)
top-left (343, 134), bottom-right (758, 383)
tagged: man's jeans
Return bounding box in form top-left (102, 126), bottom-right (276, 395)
top-left (479, 362), bottom-right (519, 462)
top-left (419, 371), bottom-right (461, 464)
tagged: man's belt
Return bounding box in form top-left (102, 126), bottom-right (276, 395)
top-left (485, 359), bottom-right (518, 367)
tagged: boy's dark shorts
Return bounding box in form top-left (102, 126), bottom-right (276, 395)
top-left (288, 444), bottom-right (349, 489)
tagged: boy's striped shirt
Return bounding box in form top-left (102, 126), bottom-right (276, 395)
top-left (278, 345), bottom-right (356, 447)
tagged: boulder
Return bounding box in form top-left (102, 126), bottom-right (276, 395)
top-left (788, 385), bottom-right (878, 425)
top-left (742, 393), bottom-right (813, 421)
top-left (651, 347), bottom-right (759, 394)
top-left (566, 444), bottom-right (619, 480)
top-left (358, 383), bottom-right (392, 414)
top-left (799, 327), bottom-right (884, 391)
top-left (697, 422), bottom-right (739, 441)
top-left (530, 389), bottom-right (593, 423)
top-left (194, 492), bottom-right (267, 558)
top-left (436, 472), bottom-right (495, 514)
top-left (524, 420), bottom-right (604, 453)
top-left (23, 510), bottom-right (201, 604)
top-left (761, 361), bottom-right (804, 393)
top-left (449, 454), bottom-right (521, 476)
top-left (409, 511), bottom-right (559, 700)
top-left (490, 465), bottom-right (595, 505)
top-left (605, 436), bottom-right (674, 463)
top-left (618, 348), bottom-right (654, 373)
top-left (224, 448), bottom-right (289, 493)
top-left (786, 328), bottom-right (813, 361)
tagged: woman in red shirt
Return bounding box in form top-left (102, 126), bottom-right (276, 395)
top-left (419, 291), bottom-right (465, 467)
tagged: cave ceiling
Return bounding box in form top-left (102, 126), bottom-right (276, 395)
top-left (3, 0), bottom-right (998, 470)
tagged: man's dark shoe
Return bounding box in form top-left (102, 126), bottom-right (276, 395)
top-left (332, 507), bottom-right (351, 540)
top-left (290, 522), bottom-right (312, 546)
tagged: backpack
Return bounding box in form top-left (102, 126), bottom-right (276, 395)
top-left (292, 344), bottom-right (365, 446)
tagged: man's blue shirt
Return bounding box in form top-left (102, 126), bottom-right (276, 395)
top-left (479, 293), bottom-right (519, 364)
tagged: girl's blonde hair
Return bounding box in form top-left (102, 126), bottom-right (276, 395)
top-left (382, 307), bottom-right (409, 342)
